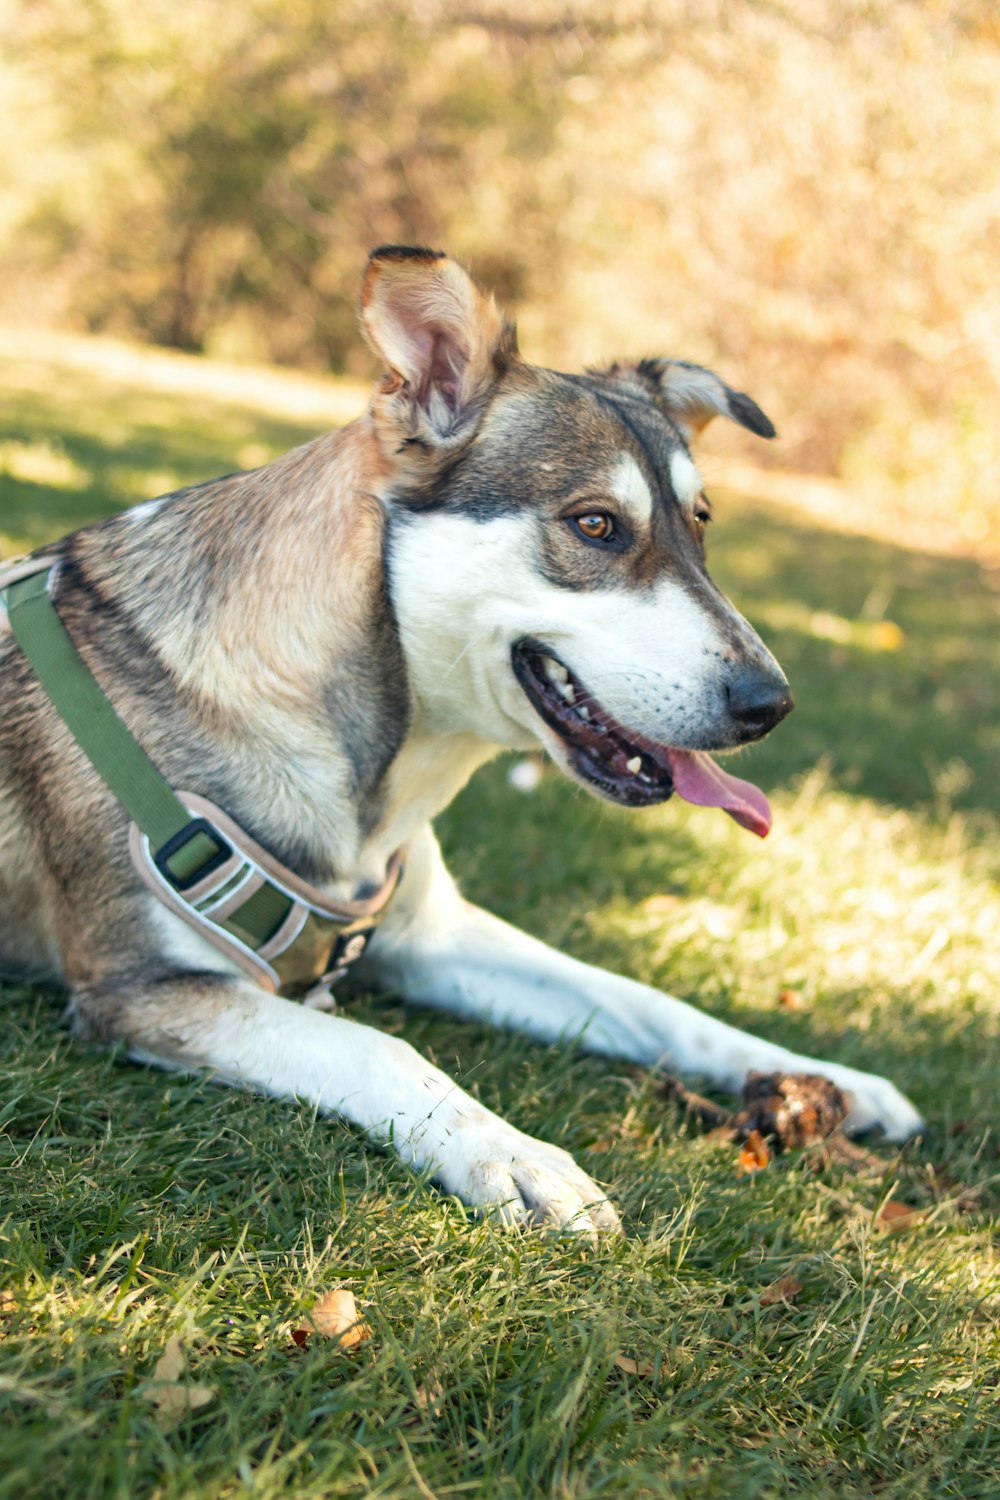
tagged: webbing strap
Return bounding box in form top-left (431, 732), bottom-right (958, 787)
top-left (2, 567), bottom-right (291, 945)
top-left (5, 570), bottom-right (192, 848)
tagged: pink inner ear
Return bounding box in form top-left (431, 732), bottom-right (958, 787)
top-left (423, 327), bottom-right (464, 407)
top-left (383, 283), bottom-right (470, 411)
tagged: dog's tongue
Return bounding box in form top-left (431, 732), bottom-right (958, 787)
top-left (666, 749), bottom-right (772, 838)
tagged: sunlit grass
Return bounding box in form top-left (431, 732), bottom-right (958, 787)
top-left (0, 330), bottom-right (365, 555)
top-left (1, 337), bottom-right (997, 1499)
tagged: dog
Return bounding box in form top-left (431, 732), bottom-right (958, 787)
top-left (0, 247), bottom-right (923, 1236)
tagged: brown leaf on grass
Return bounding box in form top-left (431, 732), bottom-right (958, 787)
top-left (0, 1289), bottom-right (15, 1316)
top-left (735, 1073), bottom-right (849, 1149)
top-left (660, 1069), bottom-right (891, 1184)
top-left (876, 1199), bottom-right (926, 1232)
top-left (142, 1335), bottom-right (215, 1426)
top-left (778, 988), bottom-right (805, 1011)
top-left (300, 1288), bottom-right (372, 1349)
top-left (737, 1129), bottom-right (771, 1173)
top-left (614, 1353), bottom-right (654, 1377)
top-left (759, 1274), bottom-right (803, 1307)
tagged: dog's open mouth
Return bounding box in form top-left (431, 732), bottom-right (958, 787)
top-left (511, 641), bottom-right (772, 836)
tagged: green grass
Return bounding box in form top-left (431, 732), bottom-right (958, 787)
top-left (1, 340), bottom-right (998, 1499)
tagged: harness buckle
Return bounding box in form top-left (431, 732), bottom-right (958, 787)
top-left (153, 817), bottom-right (233, 892)
top-left (301, 930), bottom-right (372, 1011)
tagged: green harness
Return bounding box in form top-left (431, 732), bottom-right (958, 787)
top-left (0, 556), bottom-right (401, 1006)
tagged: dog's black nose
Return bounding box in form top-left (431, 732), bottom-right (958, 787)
top-left (726, 669), bottom-right (794, 740)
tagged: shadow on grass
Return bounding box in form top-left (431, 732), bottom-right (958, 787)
top-left (0, 372), bottom-right (323, 549)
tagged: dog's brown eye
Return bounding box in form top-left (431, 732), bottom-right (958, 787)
top-left (572, 513), bottom-right (616, 543)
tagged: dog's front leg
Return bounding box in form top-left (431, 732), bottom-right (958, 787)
top-left (365, 830), bottom-right (925, 1142)
top-left (75, 973), bottom-right (619, 1235)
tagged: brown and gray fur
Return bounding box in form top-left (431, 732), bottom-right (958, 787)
top-left (0, 248), bottom-right (923, 1234)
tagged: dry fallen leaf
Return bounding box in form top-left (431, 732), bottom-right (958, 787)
top-left (143, 1335), bottom-right (215, 1425)
top-left (737, 1129), bottom-right (771, 1173)
top-left (736, 1072), bottom-right (849, 1149)
top-left (876, 1199), bottom-right (926, 1232)
top-left (304, 1288), bottom-right (372, 1349)
top-left (614, 1353), bottom-right (654, 1377)
top-left (0, 1290), bottom-right (15, 1315)
top-left (759, 1274), bottom-right (803, 1307)
top-left (778, 988), bottom-right (805, 1011)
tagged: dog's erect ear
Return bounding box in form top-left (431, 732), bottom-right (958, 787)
top-left (606, 358), bottom-right (776, 442)
top-left (361, 246), bottom-right (517, 458)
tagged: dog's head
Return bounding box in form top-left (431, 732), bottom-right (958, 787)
top-left (362, 247), bottom-right (791, 836)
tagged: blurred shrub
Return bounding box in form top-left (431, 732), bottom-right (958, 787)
top-left (1, 0), bottom-right (608, 366)
top-left (1, 1), bottom-right (998, 550)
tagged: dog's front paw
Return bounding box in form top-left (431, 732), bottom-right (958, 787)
top-left (826, 1066), bottom-right (926, 1142)
top-left (432, 1118), bottom-right (622, 1239)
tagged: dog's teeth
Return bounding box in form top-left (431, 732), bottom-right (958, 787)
top-left (578, 705), bottom-right (590, 720)
top-left (544, 658), bottom-right (569, 685)
top-left (557, 680), bottom-right (576, 704)
top-left (626, 756), bottom-right (642, 774)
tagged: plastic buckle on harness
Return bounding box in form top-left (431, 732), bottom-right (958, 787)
top-left (302, 929), bottom-right (373, 1012)
top-left (153, 817), bottom-right (233, 893)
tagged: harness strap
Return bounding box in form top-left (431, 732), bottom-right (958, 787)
top-left (1, 559), bottom-right (400, 998)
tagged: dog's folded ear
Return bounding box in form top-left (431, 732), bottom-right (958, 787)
top-left (361, 246), bottom-right (517, 463)
top-left (602, 358), bottom-right (776, 442)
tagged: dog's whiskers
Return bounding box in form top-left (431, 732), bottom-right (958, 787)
top-left (429, 629), bottom-right (495, 697)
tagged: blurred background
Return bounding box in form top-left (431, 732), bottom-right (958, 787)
top-left (1, 0), bottom-right (998, 558)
